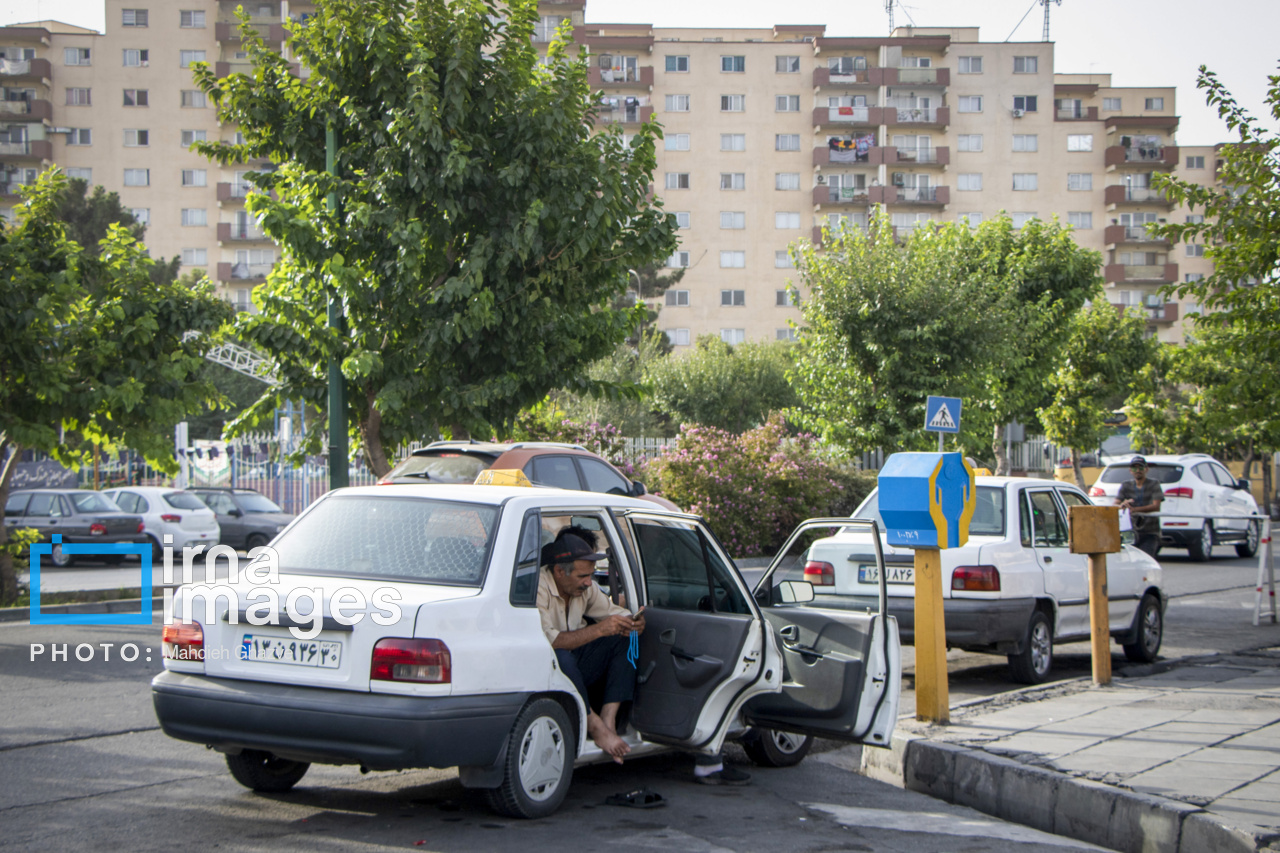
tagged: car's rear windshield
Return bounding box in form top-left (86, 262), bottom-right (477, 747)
top-left (163, 491), bottom-right (208, 510)
top-left (854, 486), bottom-right (1006, 537)
top-left (71, 493), bottom-right (121, 513)
top-left (269, 495), bottom-right (498, 585)
top-left (387, 452), bottom-right (495, 484)
top-left (236, 492), bottom-right (284, 513)
top-left (1099, 464), bottom-right (1183, 484)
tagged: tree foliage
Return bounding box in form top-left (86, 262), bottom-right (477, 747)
top-left (54, 177), bottom-right (181, 285)
top-left (0, 170), bottom-right (233, 603)
top-left (193, 0), bottom-right (677, 475)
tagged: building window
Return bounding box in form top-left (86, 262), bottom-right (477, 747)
top-left (66, 128), bottom-right (92, 145)
top-left (181, 90), bottom-right (207, 108)
top-left (123, 168), bottom-right (150, 186)
top-left (719, 253), bottom-right (746, 270)
top-left (1099, 97), bottom-right (1120, 111)
top-left (720, 211), bottom-right (745, 229)
top-left (776, 56), bottom-right (800, 73)
top-left (1067, 134), bottom-right (1093, 152)
top-left (957, 173), bottom-right (982, 191)
top-left (122, 48), bottom-right (149, 66)
top-left (123, 89), bottom-right (147, 106)
top-left (957, 134), bottom-right (983, 152)
top-left (664, 95), bottom-right (690, 113)
top-left (181, 129), bottom-right (206, 147)
top-left (775, 211), bottom-right (800, 229)
top-left (665, 289), bottom-right (690, 306)
top-left (179, 50), bottom-right (206, 68)
top-left (721, 288), bottom-right (746, 305)
top-left (665, 328), bottom-right (691, 346)
top-left (1186, 155), bottom-right (1205, 169)
top-left (1145, 97), bottom-right (1164, 110)
top-left (673, 211), bottom-right (690, 229)
top-left (666, 251), bottom-right (690, 268)
top-left (181, 208), bottom-right (207, 227)
top-left (181, 169), bottom-right (207, 186)
top-left (1186, 214), bottom-right (1204, 224)
top-left (1012, 173), bottom-right (1038, 191)
top-left (182, 247), bottom-right (207, 265)
top-left (959, 212), bottom-right (982, 226)
top-left (774, 251), bottom-right (793, 269)
top-left (720, 172), bottom-right (745, 190)
top-left (1067, 172), bottom-right (1093, 191)
top-left (720, 329), bottom-right (745, 345)
top-left (1013, 56), bottom-right (1038, 73)
top-left (131, 208), bottom-right (149, 224)
top-left (775, 94), bottom-right (800, 112)
top-left (665, 55), bottom-right (689, 73)
top-left (720, 133), bottom-right (746, 151)
top-left (664, 133), bottom-right (690, 151)
top-left (1012, 134), bottom-right (1038, 152)
top-left (180, 10), bottom-right (206, 27)
top-left (1013, 95), bottom-right (1037, 112)
top-left (957, 56), bottom-right (982, 74)
top-left (720, 94), bottom-right (745, 112)
top-left (721, 55), bottom-right (745, 73)
top-left (958, 96), bottom-right (983, 113)
top-left (664, 172), bottom-right (690, 190)
top-left (65, 167), bottom-right (93, 181)
top-left (123, 128), bottom-right (149, 147)
top-left (1011, 212), bottom-right (1036, 229)
top-left (775, 173), bottom-right (800, 191)
top-left (775, 134), bottom-right (800, 151)
top-left (1187, 243), bottom-right (1206, 257)
top-left (1067, 212), bottom-right (1092, 229)
top-left (122, 8), bottom-right (149, 27)
top-left (66, 88), bottom-right (92, 106)
top-left (776, 289), bottom-right (796, 306)
top-left (64, 47), bottom-right (91, 66)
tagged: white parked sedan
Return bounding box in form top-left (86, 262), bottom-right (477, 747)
top-left (103, 486), bottom-right (220, 558)
top-left (801, 477), bottom-right (1166, 684)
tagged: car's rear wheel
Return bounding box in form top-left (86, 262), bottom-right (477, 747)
top-left (50, 543), bottom-right (73, 568)
top-left (1187, 521), bottom-right (1214, 562)
top-left (225, 750), bottom-right (310, 793)
top-left (1235, 520), bottom-right (1260, 559)
top-left (486, 699), bottom-right (575, 819)
top-left (1008, 609), bottom-right (1053, 684)
top-left (742, 728), bottom-right (813, 767)
top-left (246, 533), bottom-right (270, 552)
top-left (1123, 593), bottom-right (1163, 663)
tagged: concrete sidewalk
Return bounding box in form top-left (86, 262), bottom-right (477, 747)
top-left (864, 649), bottom-right (1280, 853)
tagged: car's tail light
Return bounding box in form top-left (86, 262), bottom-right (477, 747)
top-left (371, 639), bottom-right (451, 683)
top-left (137, 522), bottom-right (145, 533)
top-left (89, 523), bottom-right (107, 536)
top-left (952, 565), bottom-right (1001, 592)
top-left (803, 560), bottom-right (835, 586)
top-left (376, 479), bottom-right (394, 485)
top-left (1089, 487), bottom-right (1105, 497)
top-left (1165, 487), bottom-right (1194, 499)
top-left (162, 622), bottom-right (204, 661)
top-left (160, 513), bottom-right (181, 522)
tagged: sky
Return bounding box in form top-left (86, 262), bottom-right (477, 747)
top-left (5, 0), bottom-right (1277, 145)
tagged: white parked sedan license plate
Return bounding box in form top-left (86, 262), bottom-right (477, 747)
top-left (240, 634), bottom-right (342, 668)
top-left (857, 564), bottom-right (914, 584)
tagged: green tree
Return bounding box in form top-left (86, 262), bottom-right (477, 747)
top-left (621, 262), bottom-right (684, 353)
top-left (1039, 303), bottom-right (1157, 487)
top-left (194, 0), bottom-right (677, 475)
top-left (0, 171), bottom-right (233, 604)
top-left (645, 335), bottom-right (798, 434)
top-left (54, 177), bottom-right (182, 285)
top-left (551, 329), bottom-right (671, 437)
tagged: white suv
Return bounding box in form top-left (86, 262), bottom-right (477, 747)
top-left (1089, 454), bottom-right (1261, 560)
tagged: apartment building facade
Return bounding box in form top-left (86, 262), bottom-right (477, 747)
top-left (2, 0), bottom-right (1213, 342)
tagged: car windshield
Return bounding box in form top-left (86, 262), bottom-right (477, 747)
top-left (853, 486), bottom-right (1006, 537)
top-left (163, 491), bottom-right (208, 510)
top-left (236, 493), bottom-right (284, 513)
top-left (387, 452), bottom-right (495, 484)
top-left (70, 493), bottom-right (121, 513)
top-left (269, 495), bottom-right (498, 585)
top-left (1099, 464), bottom-right (1183, 484)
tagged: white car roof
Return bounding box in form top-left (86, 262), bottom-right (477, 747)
top-left (1100, 453), bottom-right (1215, 467)
top-left (329, 483), bottom-right (668, 513)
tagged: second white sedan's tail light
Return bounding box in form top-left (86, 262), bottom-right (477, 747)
top-left (1165, 486), bottom-right (1194, 499)
top-left (803, 560), bottom-right (835, 586)
top-left (1089, 487), bottom-right (1105, 497)
top-left (952, 565), bottom-right (1001, 592)
top-left (162, 621), bottom-right (204, 661)
top-left (371, 639), bottom-right (451, 683)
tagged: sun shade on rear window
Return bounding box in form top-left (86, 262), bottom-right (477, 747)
top-left (163, 491), bottom-right (209, 510)
top-left (854, 486), bottom-right (1006, 537)
top-left (1099, 464), bottom-right (1183, 484)
top-left (70, 493), bottom-right (121, 513)
top-left (269, 495), bottom-right (498, 585)
top-left (387, 452), bottom-right (496, 484)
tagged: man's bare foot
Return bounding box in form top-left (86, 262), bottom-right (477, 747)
top-left (587, 713), bottom-right (630, 764)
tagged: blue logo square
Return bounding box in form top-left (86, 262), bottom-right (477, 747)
top-left (29, 534), bottom-right (154, 625)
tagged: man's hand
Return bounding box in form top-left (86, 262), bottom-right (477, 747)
top-left (597, 611), bottom-right (645, 638)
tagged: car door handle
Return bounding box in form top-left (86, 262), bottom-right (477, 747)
top-left (1043, 556), bottom-right (1053, 563)
top-left (778, 625), bottom-right (824, 658)
top-left (659, 628), bottom-right (676, 646)
top-left (636, 660), bottom-right (656, 684)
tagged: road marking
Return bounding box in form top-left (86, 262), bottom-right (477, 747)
top-left (803, 803), bottom-right (1106, 849)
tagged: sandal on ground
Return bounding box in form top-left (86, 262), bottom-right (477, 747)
top-left (604, 787), bottom-right (666, 808)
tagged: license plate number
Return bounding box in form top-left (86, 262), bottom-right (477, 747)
top-left (241, 635), bottom-right (342, 668)
top-left (857, 564), bottom-right (914, 584)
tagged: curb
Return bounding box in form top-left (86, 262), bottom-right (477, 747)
top-left (0, 596), bottom-right (166, 624)
top-left (862, 731), bottom-right (1280, 853)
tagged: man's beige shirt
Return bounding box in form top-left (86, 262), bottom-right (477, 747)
top-left (537, 566), bottom-right (628, 646)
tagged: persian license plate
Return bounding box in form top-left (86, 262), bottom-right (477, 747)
top-left (857, 564), bottom-right (914, 584)
top-left (241, 634), bottom-right (342, 668)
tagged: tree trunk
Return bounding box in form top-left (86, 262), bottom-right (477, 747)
top-left (992, 422), bottom-right (1009, 476)
top-left (359, 392), bottom-right (392, 479)
top-left (1242, 438), bottom-right (1256, 507)
top-left (0, 438), bottom-right (21, 606)
top-left (1071, 447), bottom-right (1086, 489)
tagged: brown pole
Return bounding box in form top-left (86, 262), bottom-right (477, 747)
top-left (913, 546), bottom-right (950, 722)
top-left (1088, 553), bottom-right (1111, 685)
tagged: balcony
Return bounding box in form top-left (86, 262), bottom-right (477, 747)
top-left (883, 67), bottom-right (949, 87)
top-left (214, 60), bottom-right (255, 78)
top-left (1055, 106), bottom-right (1099, 122)
top-left (1104, 185), bottom-right (1174, 208)
top-left (1105, 144), bottom-right (1178, 170)
top-left (217, 261), bottom-right (273, 283)
top-left (812, 106), bottom-right (882, 129)
top-left (813, 67), bottom-right (881, 88)
top-left (0, 57), bottom-right (51, 81)
top-left (216, 21), bottom-right (286, 44)
top-left (217, 181), bottom-right (254, 202)
top-left (217, 222), bottom-right (268, 242)
top-left (1105, 115), bottom-right (1180, 132)
top-left (812, 185), bottom-right (870, 206)
top-left (1146, 302), bottom-right (1179, 324)
top-left (880, 146), bottom-right (950, 167)
top-left (588, 66), bottom-right (653, 89)
top-left (1105, 263), bottom-right (1178, 283)
top-left (0, 99), bottom-right (51, 122)
top-left (570, 27), bottom-right (654, 51)
top-left (1104, 224), bottom-right (1171, 247)
top-left (885, 106), bottom-right (949, 128)
top-left (0, 139), bottom-right (52, 160)
top-left (871, 185), bottom-right (949, 206)
top-left (593, 104), bottom-right (653, 125)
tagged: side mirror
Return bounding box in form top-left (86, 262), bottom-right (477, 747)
top-left (630, 480), bottom-right (647, 497)
top-left (228, 508), bottom-right (243, 517)
top-left (1236, 478), bottom-right (1251, 492)
top-left (776, 580), bottom-right (816, 604)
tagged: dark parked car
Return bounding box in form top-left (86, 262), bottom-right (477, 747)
top-left (188, 488), bottom-right (296, 551)
top-left (3, 489), bottom-right (144, 567)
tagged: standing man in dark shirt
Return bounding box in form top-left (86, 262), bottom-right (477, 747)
top-left (1116, 456), bottom-right (1164, 558)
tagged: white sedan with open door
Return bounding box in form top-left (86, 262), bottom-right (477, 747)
top-left (151, 485), bottom-right (900, 818)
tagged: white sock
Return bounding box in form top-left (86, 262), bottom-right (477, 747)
top-left (694, 762), bottom-right (723, 777)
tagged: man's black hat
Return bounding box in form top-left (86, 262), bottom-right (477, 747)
top-left (541, 533), bottom-right (607, 567)
top-left (1130, 455), bottom-right (1148, 468)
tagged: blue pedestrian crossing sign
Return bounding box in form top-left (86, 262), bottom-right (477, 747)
top-left (925, 396), bottom-right (962, 434)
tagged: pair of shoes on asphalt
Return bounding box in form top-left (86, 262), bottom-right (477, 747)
top-left (693, 765), bottom-right (751, 786)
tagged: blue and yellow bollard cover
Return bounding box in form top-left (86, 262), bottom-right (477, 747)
top-left (877, 452), bottom-right (976, 549)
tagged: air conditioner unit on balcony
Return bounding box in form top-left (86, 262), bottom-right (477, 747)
top-left (1012, 109), bottom-right (1025, 118)
top-left (891, 172), bottom-right (905, 186)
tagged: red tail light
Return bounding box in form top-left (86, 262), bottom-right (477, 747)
top-left (162, 622), bottom-right (204, 661)
top-left (371, 638), bottom-right (451, 683)
top-left (952, 565), bottom-right (1001, 592)
top-left (1165, 487), bottom-right (1194, 499)
top-left (376, 479), bottom-right (394, 485)
top-left (137, 521), bottom-right (145, 533)
top-left (803, 560), bottom-right (835, 586)
top-left (89, 523), bottom-right (107, 535)
top-left (160, 513), bottom-right (182, 522)
top-left (1089, 487), bottom-right (1105, 497)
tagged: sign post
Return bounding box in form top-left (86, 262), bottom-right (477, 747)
top-left (1067, 504), bottom-right (1122, 685)
top-left (879, 451), bottom-right (976, 724)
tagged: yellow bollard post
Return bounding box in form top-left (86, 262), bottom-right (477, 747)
top-left (913, 546), bottom-right (949, 723)
top-left (1088, 553), bottom-right (1111, 685)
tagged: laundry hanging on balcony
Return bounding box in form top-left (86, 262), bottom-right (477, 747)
top-left (829, 133), bottom-right (875, 163)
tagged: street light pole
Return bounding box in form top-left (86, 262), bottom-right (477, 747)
top-left (326, 121), bottom-right (349, 490)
